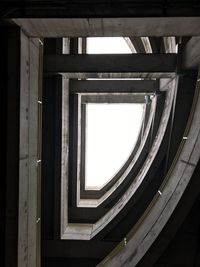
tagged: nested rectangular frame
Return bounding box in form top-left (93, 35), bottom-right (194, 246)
top-left (68, 80), bottom-right (158, 203)
top-left (78, 93), bottom-right (147, 195)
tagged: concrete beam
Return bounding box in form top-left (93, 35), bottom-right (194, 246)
top-left (62, 72), bottom-right (175, 79)
top-left (12, 18), bottom-right (200, 38)
top-left (18, 31), bottom-right (42, 267)
top-left (69, 80), bottom-right (159, 93)
top-left (182, 37), bottom-right (200, 70)
top-left (126, 37), bottom-right (153, 54)
top-left (44, 54), bottom-right (177, 73)
top-left (148, 37), bottom-right (161, 53)
top-left (128, 37), bottom-right (146, 53)
top-left (2, 1), bottom-right (200, 18)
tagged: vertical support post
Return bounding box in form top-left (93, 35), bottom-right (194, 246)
top-left (18, 30), bottom-right (43, 267)
top-left (36, 38), bottom-right (43, 267)
top-left (18, 30), bottom-right (30, 267)
top-left (60, 38), bottom-right (70, 239)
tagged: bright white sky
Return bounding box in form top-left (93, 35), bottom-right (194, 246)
top-left (87, 37), bottom-right (132, 54)
top-left (85, 103), bottom-right (144, 189)
top-left (84, 37), bottom-right (141, 189)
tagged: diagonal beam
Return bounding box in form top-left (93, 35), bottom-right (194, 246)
top-left (69, 80), bottom-right (159, 93)
top-left (127, 37), bottom-right (146, 53)
top-left (127, 37), bottom-right (153, 53)
top-left (182, 36), bottom-right (200, 70)
top-left (44, 54), bottom-right (177, 73)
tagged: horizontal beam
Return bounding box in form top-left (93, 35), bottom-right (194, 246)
top-left (69, 80), bottom-right (158, 93)
top-left (12, 18), bottom-right (200, 37)
top-left (3, 2), bottom-right (200, 18)
top-left (61, 73), bottom-right (175, 79)
top-left (44, 54), bottom-right (177, 73)
top-left (81, 94), bottom-right (147, 103)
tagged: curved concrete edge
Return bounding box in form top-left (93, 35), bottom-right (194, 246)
top-left (99, 76), bottom-right (200, 267)
top-left (60, 79), bottom-right (175, 240)
top-left (91, 79), bottom-right (175, 238)
top-left (77, 98), bottom-right (156, 208)
top-left (76, 36), bottom-right (176, 208)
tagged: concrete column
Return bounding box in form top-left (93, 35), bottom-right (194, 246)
top-left (18, 30), bottom-right (42, 267)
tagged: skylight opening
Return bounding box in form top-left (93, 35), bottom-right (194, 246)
top-left (87, 37), bottom-right (132, 54)
top-left (85, 103), bottom-right (144, 190)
